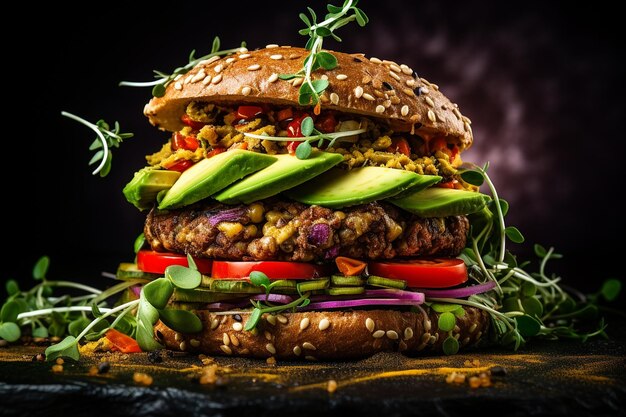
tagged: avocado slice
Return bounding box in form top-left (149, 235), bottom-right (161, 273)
top-left (286, 167), bottom-right (440, 208)
top-left (158, 150), bottom-right (277, 209)
top-left (123, 168), bottom-right (181, 210)
top-left (390, 187), bottom-right (491, 217)
top-left (214, 151), bottom-right (343, 204)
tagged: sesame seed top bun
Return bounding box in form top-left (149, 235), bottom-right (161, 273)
top-left (144, 46), bottom-right (473, 150)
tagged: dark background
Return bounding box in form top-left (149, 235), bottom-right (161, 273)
top-left (3, 1), bottom-right (623, 293)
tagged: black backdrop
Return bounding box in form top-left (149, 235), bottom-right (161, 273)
top-left (4, 1), bottom-right (624, 293)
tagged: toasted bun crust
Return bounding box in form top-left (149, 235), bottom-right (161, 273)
top-left (155, 307), bottom-right (488, 360)
top-left (144, 46), bottom-right (473, 150)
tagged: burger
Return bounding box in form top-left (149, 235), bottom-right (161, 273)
top-left (122, 45), bottom-right (491, 359)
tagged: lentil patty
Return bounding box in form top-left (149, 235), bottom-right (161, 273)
top-left (144, 200), bottom-right (469, 262)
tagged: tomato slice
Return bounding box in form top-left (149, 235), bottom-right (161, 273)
top-left (212, 261), bottom-right (331, 280)
top-left (137, 250), bottom-right (212, 274)
top-left (368, 258), bottom-right (467, 288)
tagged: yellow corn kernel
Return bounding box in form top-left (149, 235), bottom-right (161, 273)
top-left (265, 210), bottom-right (283, 224)
top-left (217, 222), bottom-right (244, 238)
top-left (247, 203), bottom-right (265, 223)
top-left (245, 224), bottom-right (258, 238)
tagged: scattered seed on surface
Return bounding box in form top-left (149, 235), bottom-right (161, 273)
top-left (354, 86), bottom-right (364, 98)
top-left (330, 93), bottom-right (339, 105)
top-left (372, 330), bottom-right (385, 338)
top-left (406, 79), bottom-right (416, 87)
top-left (292, 77), bottom-right (303, 87)
top-left (191, 69), bottom-right (206, 83)
top-left (305, 356), bottom-right (317, 361)
top-left (241, 86), bottom-right (251, 96)
top-left (211, 74), bottom-right (223, 84)
top-left (369, 57), bottom-right (382, 64)
top-left (420, 87), bottom-right (430, 95)
top-left (319, 318), bottom-right (330, 331)
top-left (404, 327), bottom-right (414, 340)
top-left (386, 330), bottom-right (399, 340)
top-left (174, 333), bottom-right (182, 342)
top-left (233, 322), bottom-right (243, 331)
top-left (247, 64), bottom-right (261, 71)
top-left (424, 319), bottom-right (432, 332)
top-left (429, 335), bottom-right (437, 344)
top-left (174, 81), bottom-right (182, 90)
top-left (205, 56), bottom-right (220, 65)
top-left (300, 318), bottom-right (310, 330)
top-left (293, 346), bottom-right (302, 356)
top-left (389, 64), bottom-right (401, 73)
top-left (266, 356), bottom-right (277, 365)
top-left (266, 343), bottom-right (277, 354)
top-left (222, 333), bottom-right (230, 346)
top-left (427, 109), bottom-right (437, 122)
top-left (264, 331), bottom-right (272, 341)
top-left (266, 44), bottom-right (279, 48)
top-left (190, 339), bottom-right (201, 348)
top-left (98, 361), bottom-right (110, 374)
top-left (214, 64), bottom-right (224, 73)
top-left (268, 73), bottom-right (279, 83)
top-left (362, 93), bottom-right (375, 101)
top-left (389, 71), bottom-right (401, 81)
top-left (266, 315), bottom-right (277, 326)
top-left (421, 333), bottom-right (431, 344)
top-left (238, 47), bottom-right (249, 53)
top-left (220, 345), bottom-right (232, 355)
top-left (202, 75), bottom-right (212, 85)
top-left (230, 334), bottom-right (240, 347)
top-left (336, 74), bottom-right (348, 80)
top-left (365, 318), bottom-right (375, 332)
top-left (270, 54), bottom-right (283, 60)
top-left (469, 323), bottom-right (478, 333)
top-left (375, 105), bottom-right (385, 113)
top-left (179, 341), bottom-right (187, 351)
top-left (233, 314), bottom-right (242, 322)
top-left (239, 53), bottom-right (251, 59)
top-left (425, 96), bottom-right (435, 107)
top-left (327, 379), bottom-right (338, 393)
top-left (211, 318), bottom-right (219, 330)
top-left (277, 314), bottom-right (288, 324)
top-left (401, 105), bottom-right (410, 116)
top-left (400, 64), bottom-right (413, 75)
top-left (225, 57), bottom-right (236, 64)
top-left (321, 74), bottom-right (329, 80)
top-left (133, 372), bottom-right (153, 386)
top-left (302, 342), bottom-right (316, 351)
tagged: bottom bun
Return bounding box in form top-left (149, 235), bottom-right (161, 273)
top-left (155, 307), bottom-right (489, 360)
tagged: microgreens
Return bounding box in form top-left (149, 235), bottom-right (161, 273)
top-left (243, 121), bottom-right (367, 160)
top-left (61, 111), bottom-right (134, 177)
top-left (244, 271), bottom-right (311, 331)
top-left (119, 36), bottom-right (246, 97)
top-left (280, 0), bottom-right (368, 112)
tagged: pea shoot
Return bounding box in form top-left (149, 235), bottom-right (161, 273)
top-left (119, 36), bottom-right (246, 97)
top-left (61, 111), bottom-right (134, 177)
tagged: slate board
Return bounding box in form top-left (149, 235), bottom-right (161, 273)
top-left (1, 321), bottom-right (625, 417)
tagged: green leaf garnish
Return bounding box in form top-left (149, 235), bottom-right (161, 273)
top-left (600, 279), bottom-right (622, 302)
top-left (134, 233), bottom-right (146, 254)
top-left (33, 256), bottom-right (50, 280)
top-left (158, 309), bottom-right (202, 333)
top-left (143, 278), bottom-right (173, 310)
top-left (295, 141), bottom-right (313, 159)
top-left (0, 322), bottom-right (20, 342)
top-left (61, 112), bottom-right (133, 177)
top-left (442, 335), bottom-right (460, 355)
top-left (186, 254), bottom-right (198, 271)
top-left (438, 312), bottom-right (455, 332)
top-left (45, 336), bottom-right (80, 361)
top-left (165, 265), bottom-right (202, 289)
top-left (0, 301), bottom-right (19, 323)
top-left (505, 226), bottom-right (525, 243)
top-left (515, 315), bottom-right (541, 337)
top-left (460, 169), bottom-right (484, 186)
top-left (249, 271), bottom-right (270, 288)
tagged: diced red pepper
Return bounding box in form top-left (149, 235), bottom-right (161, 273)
top-left (206, 147), bottom-right (226, 158)
top-left (105, 329), bottom-right (142, 353)
top-left (315, 112), bottom-right (338, 133)
top-left (438, 179), bottom-right (459, 189)
top-left (165, 160), bottom-right (194, 172)
top-left (237, 105), bottom-right (264, 120)
top-left (287, 114), bottom-right (309, 137)
top-left (287, 141), bottom-right (298, 155)
top-left (276, 108), bottom-right (294, 122)
top-left (181, 114), bottom-right (206, 130)
top-left (386, 137), bottom-right (411, 157)
top-left (171, 132), bottom-right (199, 151)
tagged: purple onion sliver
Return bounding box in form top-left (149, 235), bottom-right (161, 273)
top-left (131, 285), bottom-right (142, 298)
top-left (308, 223), bottom-right (331, 246)
top-left (300, 297), bottom-right (425, 310)
top-left (364, 289), bottom-right (425, 300)
top-left (416, 281), bottom-right (497, 299)
top-left (250, 293), bottom-right (293, 304)
top-left (208, 207), bottom-right (248, 226)
top-left (324, 246), bottom-right (340, 260)
top-left (205, 302), bottom-right (238, 311)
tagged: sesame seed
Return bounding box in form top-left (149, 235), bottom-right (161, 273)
top-left (386, 330), bottom-right (399, 340)
top-left (454, 333), bottom-right (460, 340)
top-left (330, 92), bottom-right (339, 105)
top-left (319, 318), bottom-right (330, 331)
top-left (239, 53), bottom-right (251, 59)
top-left (402, 88), bottom-right (415, 96)
top-left (462, 337), bottom-right (470, 345)
top-left (417, 343), bottom-right (427, 352)
top-left (191, 69), bottom-right (206, 83)
top-left (268, 73), bottom-right (279, 83)
top-left (372, 330), bottom-right (385, 338)
top-left (247, 64), bottom-right (261, 71)
top-left (400, 64), bottom-right (413, 75)
top-left (220, 345), bottom-right (232, 355)
top-left (204, 56), bottom-right (220, 65)
top-left (190, 339), bottom-right (200, 348)
top-left (424, 319), bottom-right (432, 332)
top-left (406, 79), bottom-right (416, 87)
top-left (469, 323), bottom-right (477, 333)
top-left (305, 356), bottom-right (317, 361)
top-left (270, 54), bottom-right (283, 60)
top-left (429, 335), bottom-right (437, 344)
top-left (223, 333), bottom-right (230, 346)
top-left (288, 53), bottom-right (300, 59)
top-left (214, 64), bottom-right (223, 73)
top-left (431, 83), bottom-right (440, 90)
top-left (362, 93), bottom-right (375, 101)
top-left (277, 314), bottom-right (288, 324)
top-left (179, 341), bottom-right (187, 351)
top-left (226, 57), bottom-right (236, 64)
top-left (202, 75), bottom-right (212, 85)
top-left (428, 110), bottom-right (437, 122)
top-left (241, 86), bottom-right (251, 96)
top-left (464, 122), bottom-right (471, 132)
top-left (336, 74), bottom-right (348, 80)
top-left (420, 87), bottom-right (430, 95)
top-left (174, 332), bottom-right (182, 342)
top-left (389, 71), bottom-right (401, 81)
top-left (321, 74), bottom-right (329, 80)
top-left (404, 327), bottom-right (414, 340)
top-left (476, 331), bottom-right (483, 340)
top-left (373, 89), bottom-right (385, 98)
top-left (174, 81), bottom-right (182, 90)
top-left (293, 346), bottom-right (302, 356)
top-left (266, 44), bottom-right (279, 48)
top-left (230, 334), bottom-right (240, 346)
top-left (425, 97), bottom-right (435, 107)
top-left (354, 86), bottom-right (364, 98)
top-left (292, 77), bottom-right (303, 87)
top-left (174, 74), bottom-right (182, 81)
top-left (266, 315), bottom-right (276, 326)
top-left (299, 318), bottom-right (310, 331)
top-left (238, 47), bottom-right (248, 53)
top-left (375, 105), bottom-right (385, 113)
top-left (211, 74), bottom-right (223, 84)
top-left (362, 75), bottom-right (372, 84)
top-left (232, 322), bottom-right (243, 331)
top-left (390, 96), bottom-right (401, 104)
top-left (365, 318), bottom-right (375, 332)
top-left (453, 108), bottom-right (462, 120)
top-left (302, 342), bottom-right (316, 350)
top-left (264, 331), bottom-right (272, 341)
top-left (383, 100), bottom-right (391, 108)
top-left (389, 64), bottom-right (401, 73)
top-left (266, 343), bottom-right (277, 354)
top-left (369, 57), bottom-right (382, 64)
top-left (401, 105), bottom-right (409, 116)
top-left (463, 115), bottom-right (472, 124)
top-left (211, 318), bottom-right (219, 330)
top-left (421, 333), bottom-right (431, 344)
